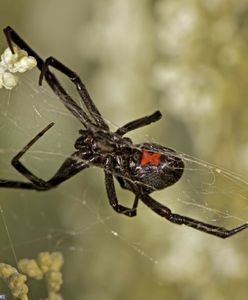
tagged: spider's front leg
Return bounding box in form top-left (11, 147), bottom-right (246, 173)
top-left (104, 157), bottom-right (139, 217)
top-left (4, 26), bottom-right (92, 128)
top-left (39, 56), bottom-right (108, 130)
top-left (0, 123), bottom-right (88, 190)
top-left (116, 110), bottom-right (162, 136)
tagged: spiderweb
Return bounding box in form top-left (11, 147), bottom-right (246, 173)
top-left (0, 31), bottom-right (248, 299)
top-left (0, 69), bottom-right (248, 294)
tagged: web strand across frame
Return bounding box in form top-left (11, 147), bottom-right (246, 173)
top-left (1, 72), bottom-right (248, 298)
top-left (0, 26), bottom-right (248, 246)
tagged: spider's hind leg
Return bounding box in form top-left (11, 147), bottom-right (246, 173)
top-left (141, 194), bottom-right (248, 239)
top-left (104, 157), bottom-right (139, 217)
top-left (105, 170), bottom-right (139, 217)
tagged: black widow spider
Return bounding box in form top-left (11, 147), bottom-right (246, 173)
top-left (1, 26), bottom-right (248, 239)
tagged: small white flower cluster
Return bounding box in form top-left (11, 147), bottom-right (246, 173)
top-left (0, 252), bottom-right (64, 300)
top-left (0, 46), bottom-right (37, 90)
top-left (0, 263), bottom-right (28, 300)
top-left (18, 252), bottom-right (64, 300)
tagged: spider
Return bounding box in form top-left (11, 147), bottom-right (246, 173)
top-left (1, 26), bottom-right (248, 239)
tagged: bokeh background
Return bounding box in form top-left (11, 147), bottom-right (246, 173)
top-left (1, 0), bottom-right (248, 299)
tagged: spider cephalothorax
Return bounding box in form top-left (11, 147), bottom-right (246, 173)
top-left (1, 26), bottom-right (248, 238)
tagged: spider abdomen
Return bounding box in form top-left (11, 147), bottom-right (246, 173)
top-left (132, 143), bottom-right (184, 193)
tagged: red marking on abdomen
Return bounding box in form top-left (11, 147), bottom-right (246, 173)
top-left (140, 149), bottom-right (161, 166)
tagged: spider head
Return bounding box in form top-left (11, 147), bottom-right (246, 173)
top-left (132, 143), bottom-right (184, 193)
top-left (75, 130), bottom-right (93, 149)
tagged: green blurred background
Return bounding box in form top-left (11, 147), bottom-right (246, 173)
top-left (1, 0), bottom-right (248, 299)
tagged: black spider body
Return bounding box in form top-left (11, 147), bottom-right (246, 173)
top-left (1, 26), bottom-right (248, 238)
top-left (75, 127), bottom-right (184, 194)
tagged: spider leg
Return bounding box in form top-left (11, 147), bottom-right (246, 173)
top-left (104, 158), bottom-right (139, 217)
top-left (39, 56), bottom-right (109, 131)
top-left (105, 171), bottom-right (139, 217)
top-left (0, 123), bottom-right (88, 190)
top-left (141, 194), bottom-right (248, 239)
top-left (3, 26), bottom-right (93, 129)
top-left (0, 157), bottom-right (87, 190)
top-left (116, 111), bottom-right (162, 136)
